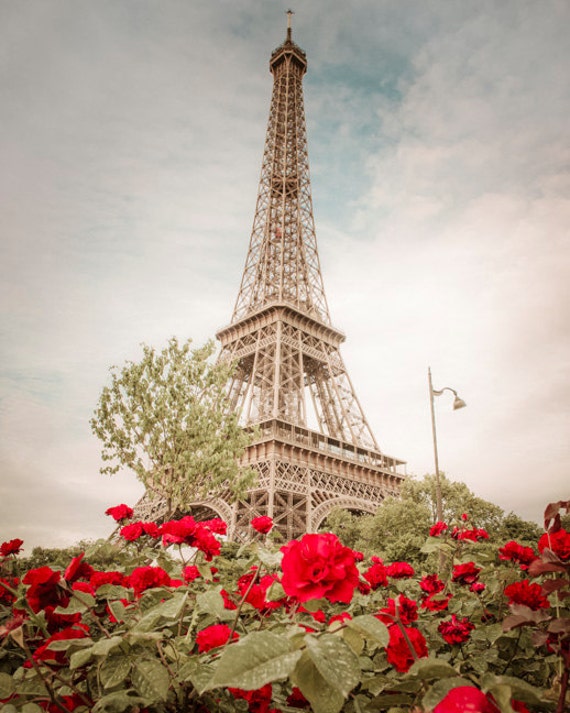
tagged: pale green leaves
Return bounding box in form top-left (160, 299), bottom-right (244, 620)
top-left (91, 337), bottom-right (255, 512)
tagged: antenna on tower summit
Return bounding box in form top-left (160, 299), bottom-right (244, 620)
top-left (286, 9), bottom-right (294, 40)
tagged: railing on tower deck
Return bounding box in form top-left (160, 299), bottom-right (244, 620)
top-left (248, 418), bottom-right (406, 477)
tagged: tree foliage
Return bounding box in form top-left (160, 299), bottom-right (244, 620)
top-left (324, 474), bottom-right (542, 567)
top-left (90, 338), bottom-right (255, 515)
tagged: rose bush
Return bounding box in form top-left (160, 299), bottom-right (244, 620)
top-left (0, 500), bottom-right (568, 712)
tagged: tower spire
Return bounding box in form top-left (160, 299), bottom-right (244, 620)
top-left (286, 9), bottom-right (294, 42)
top-left (213, 23), bottom-right (406, 540)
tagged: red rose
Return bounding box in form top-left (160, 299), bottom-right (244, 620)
top-left (90, 571), bottom-right (126, 589)
top-left (64, 553), bottom-right (94, 583)
top-left (202, 518), bottom-right (228, 535)
top-left (251, 516), bottom-right (274, 534)
top-left (0, 577), bottom-right (19, 605)
top-left (363, 560), bottom-right (388, 589)
top-left (470, 581), bottom-right (486, 594)
top-left (287, 686), bottom-right (311, 709)
top-left (183, 565), bottom-right (201, 583)
top-left (376, 595), bottom-right (418, 626)
top-left (160, 517), bottom-right (221, 560)
top-left (433, 686), bottom-right (500, 713)
top-left (105, 504), bottom-right (134, 521)
top-left (504, 579), bottom-right (550, 610)
top-left (420, 573), bottom-right (445, 595)
top-left (451, 561), bottom-right (481, 585)
top-left (229, 683), bottom-right (273, 713)
top-left (385, 624), bottom-right (428, 672)
top-left (438, 614), bottom-right (475, 645)
top-left (421, 593), bottom-right (452, 612)
top-left (430, 521), bottom-right (448, 537)
top-left (196, 623), bottom-right (238, 653)
top-left (386, 561), bottom-right (415, 579)
top-left (386, 562), bottom-right (415, 579)
top-left (23, 567), bottom-right (67, 613)
top-left (498, 540), bottom-right (537, 570)
top-left (453, 527), bottom-right (489, 542)
top-left (280, 533), bottom-right (359, 604)
top-left (1, 538), bottom-right (24, 557)
top-left (33, 624), bottom-right (89, 664)
top-left (538, 528), bottom-right (570, 560)
top-left (119, 521), bottom-right (159, 541)
top-left (128, 566), bottom-right (171, 597)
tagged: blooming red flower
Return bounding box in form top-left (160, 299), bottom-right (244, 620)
top-left (33, 624), bottom-right (90, 664)
top-left (504, 579), bottom-right (550, 610)
top-left (237, 571), bottom-right (283, 612)
top-left (363, 560), bottom-right (388, 589)
top-left (420, 573), bottom-right (445, 595)
top-left (433, 686), bottom-right (500, 713)
top-left (90, 571), bottom-right (126, 589)
top-left (353, 550), bottom-right (364, 561)
top-left (1, 538), bottom-right (24, 557)
top-left (287, 686), bottom-right (311, 709)
top-left (196, 623), bottom-right (238, 653)
top-left (105, 504), bottom-right (134, 521)
top-left (23, 567), bottom-right (67, 613)
top-left (251, 516), bottom-right (274, 534)
top-left (202, 518), bottom-right (227, 535)
top-left (280, 533), bottom-right (359, 604)
top-left (421, 593), bottom-right (452, 612)
top-left (329, 611), bottom-right (352, 626)
top-left (385, 624), bottom-right (428, 672)
top-left (498, 540), bottom-right (537, 570)
top-left (128, 566), bottom-right (171, 597)
top-left (470, 581), bottom-right (486, 594)
top-left (119, 521), bottom-right (159, 541)
top-left (0, 577), bottom-right (19, 605)
top-left (229, 684), bottom-right (273, 713)
top-left (461, 513), bottom-right (469, 521)
top-left (452, 527), bottom-right (489, 542)
top-left (430, 521), bottom-right (448, 537)
top-left (538, 528), bottom-right (570, 560)
top-left (160, 517), bottom-right (221, 560)
top-left (376, 595), bottom-right (418, 626)
top-left (451, 561), bottom-right (481, 585)
top-left (438, 614), bottom-right (475, 645)
top-left (64, 553), bottom-right (94, 583)
top-left (386, 561), bottom-right (415, 579)
top-left (183, 565), bottom-right (201, 583)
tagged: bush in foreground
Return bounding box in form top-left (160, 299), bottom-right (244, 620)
top-left (0, 501), bottom-right (568, 712)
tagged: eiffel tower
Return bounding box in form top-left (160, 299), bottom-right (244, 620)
top-left (196, 15), bottom-right (406, 541)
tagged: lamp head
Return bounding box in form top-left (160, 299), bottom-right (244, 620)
top-left (452, 395), bottom-right (467, 410)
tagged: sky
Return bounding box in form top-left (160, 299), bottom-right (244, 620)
top-left (1, 0), bottom-right (568, 552)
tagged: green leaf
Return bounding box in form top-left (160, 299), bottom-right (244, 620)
top-left (481, 674), bottom-right (545, 705)
top-left (70, 646), bottom-right (95, 670)
top-left (422, 676), bottom-right (475, 710)
top-left (348, 615), bottom-right (389, 647)
top-left (407, 657), bottom-right (458, 680)
top-left (0, 672), bottom-right (15, 699)
top-left (179, 658), bottom-right (216, 692)
top-left (100, 656), bottom-right (132, 688)
top-left (205, 631), bottom-right (302, 692)
top-left (291, 650), bottom-right (345, 713)
top-left (92, 690), bottom-right (146, 713)
top-left (92, 636), bottom-right (124, 656)
top-left (196, 589), bottom-right (234, 621)
top-left (305, 634), bottom-right (360, 698)
top-left (22, 705), bottom-right (43, 713)
top-left (255, 545), bottom-right (282, 568)
top-left (54, 591), bottom-right (95, 614)
top-left (132, 659), bottom-right (170, 702)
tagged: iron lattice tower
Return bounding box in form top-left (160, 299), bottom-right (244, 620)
top-left (203, 20), bottom-right (406, 541)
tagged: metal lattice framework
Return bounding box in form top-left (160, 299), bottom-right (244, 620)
top-left (214, 22), bottom-right (406, 541)
top-left (136, 20), bottom-right (406, 538)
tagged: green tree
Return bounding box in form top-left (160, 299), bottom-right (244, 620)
top-left (91, 337), bottom-right (255, 516)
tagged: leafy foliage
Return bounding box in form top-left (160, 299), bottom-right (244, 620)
top-left (0, 500), bottom-right (568, 712)
top-left (90, 338), bottom-right (255, 514)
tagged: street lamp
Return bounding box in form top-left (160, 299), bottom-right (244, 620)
top-left (428, 367), bottom-right (466, 523)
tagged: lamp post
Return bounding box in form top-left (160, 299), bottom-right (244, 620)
top-left (428, 367), bottom-right (466, 523)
